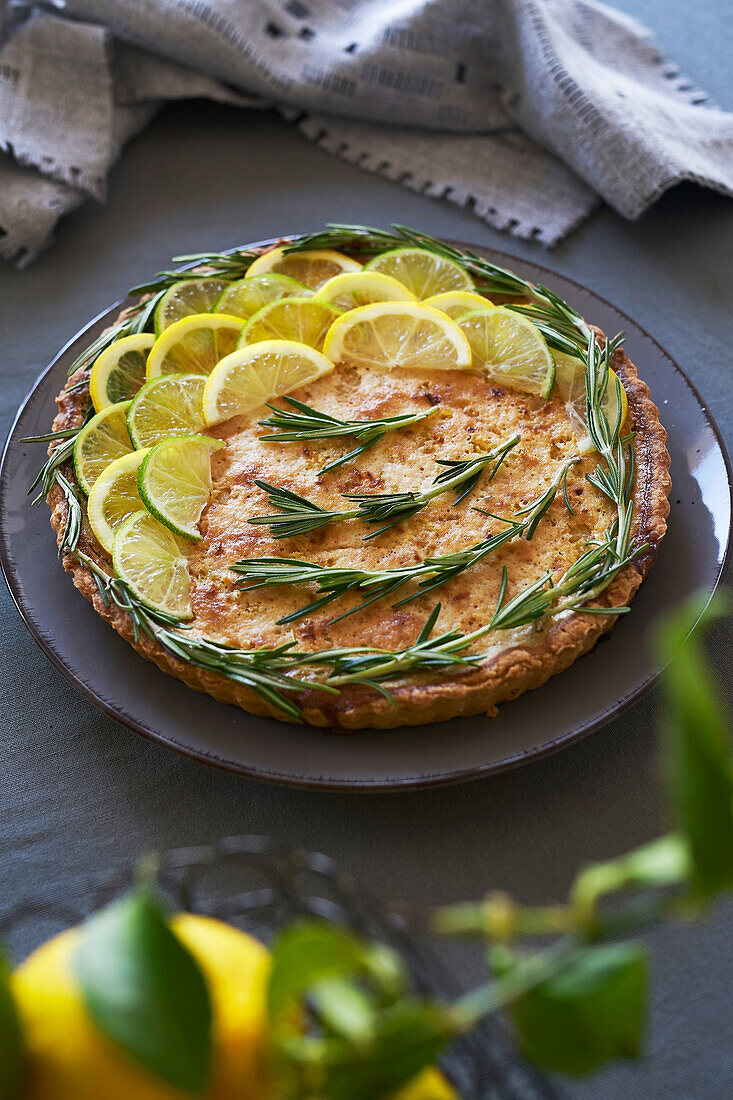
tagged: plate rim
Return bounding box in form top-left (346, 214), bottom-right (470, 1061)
top-left (2, 238), bottom-right (732, 791)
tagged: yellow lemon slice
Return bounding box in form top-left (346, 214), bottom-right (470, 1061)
top-left (554, 354), bottom-right (628, 454)
top-left (213, 273), bottom-right (310, 320)
top-left (364, 247), bottom-right (473, 299)
top-left (138, 435), bottom-right (225, 541)
top-left (246, 246), bottom-right (361, 289)
top-left (456, 307), bottom-right (555, 398)
top-left (113, 509), bottom-right (192, 618)
top-left (322, 302), bottom-right (472, 372)
top-left (314, 271), bottom-right (417, 310)
top-left (203, 340), bottom-right (335, 424)
top-left (89, 333), bottom-right (153, 412)
top-left (87, 449), bottom-right (148, 554)
top-left (423, 291), bottom-right (494, 319)
top-left (146, 313), bottom-right (245, 380)
top-left (72, 401), bottom-right (133, 495)
top-left (240, 297), bottom-right (341, 351)
top-left (127, 373), bottom-right (206, 449)
top-left (154, 277), bottom-right (233, 333)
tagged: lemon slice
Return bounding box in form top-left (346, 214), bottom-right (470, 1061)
top-left (456, 307), bottom-right (555, 398)
top-left (554, 355), bottom-right (628, 454)
top-left (89, 333), bottom-right (153, 411)
top-left (213, 273), bottom-right (309, 320)
top-left (423, 291), bottom-right (494, 320)
top-left (314, 271), bottom-right (417, 310)
top-left (240, 297), bottom-right (341, 351)
top-left (113, 510), bottom-right (192, 619)
top-left (138, 435), bottom-right (225, 541)
top-left (87, 448), bottom-right (148, 554)
top-left (203, 340), bottom-right (335, 425)
top-left (72, 401), bottom-right (133, 495)
top-left (322, 302), bottom-right (472, 372)
top-left (364, 248), bottom-right (473, 299)
top-left (146, 313), bottom-right (245, 380)
top-left (154, 277), bottom-right (232, 333)
top-left (246, 246), bottom-right (362, 289)
top-left (127, 374), bottom-right (207, 449)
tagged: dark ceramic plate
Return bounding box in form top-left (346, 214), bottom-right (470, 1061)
top-left (1, 242), bottom-right (731, 790)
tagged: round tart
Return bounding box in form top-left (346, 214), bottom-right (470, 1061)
top-left (40, 230), bottom-right (670, 730)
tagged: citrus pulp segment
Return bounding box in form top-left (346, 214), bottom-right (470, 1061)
top-left (146, 313), bottom-right (245, 379)
top-left (127, 373), bottom-right (207, 449)
top-left (203, 340), bottom-right (335, 424)
top-left (240, 297), bottom-right (341, 351)
top-left (112, 510), bottom-right (192, 618)
top-left (87, 449), bottom-right (148, 554)
top-left (138, 435), bottom-right (225, 541)
top-left (364, 248), bottom-right (473, 299)
top-left (213, 273), bottom-right (310, 320)
top-left (89, 333), bottom-right (153, 411)
top-left (245, 246), bottom-right (362, 289)
top-left (154, 277), bottom-right (232, 333)
top-left (457, 307), bottom-right (555, 398)
top-left (72, 401), bottom-right (133, 495)
top-left (321, 302), bottom-right (472, 371)
top-left (314, 271), bottom-right (417, 310)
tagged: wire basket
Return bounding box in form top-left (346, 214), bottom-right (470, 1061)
top-left (0, 836), bottom-right (561, 1100)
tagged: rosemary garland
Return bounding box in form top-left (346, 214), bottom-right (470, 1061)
top-left (25, 225), bottom-right (644, 720)
top-left (233, 458), bottom-right (577, 624)
top-left (258, 396), bottom-right (439, 475)
top-left (248, 437), bottom-right (519, 539)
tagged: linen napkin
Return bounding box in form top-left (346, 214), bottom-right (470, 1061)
top-left (1, 0), bottom-right (731, 265)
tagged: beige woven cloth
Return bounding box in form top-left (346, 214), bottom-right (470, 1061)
top-left (1, 0), bottom-right (731, 264)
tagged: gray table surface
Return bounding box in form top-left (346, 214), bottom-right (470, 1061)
top-left (2, 1), bottom-right (732, 1096)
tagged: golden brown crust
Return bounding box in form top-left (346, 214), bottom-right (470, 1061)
top-left (48, 300), bottom-right (670, 731)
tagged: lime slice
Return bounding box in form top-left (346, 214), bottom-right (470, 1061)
top-left (127, 374), bottom-right (207, 449)
top-left (246, 246), bottom-right (362, 289)
top-left (322, 302), bottom-right (472, 372)
top-left (423, 291), bottom-right (494, 320)
top-left (456, 307), bottom-right (555, 398)
top-left (240, 298), bottom-right (341, 351)
top-left (89, 333), bottom-right (153, 412)
top-left (146, 313), bottom-right (245, 380)
top-left (154, 277), bottom-right (231, 333)
top-left (314, 271), bottom-right (416, 310)
top-left (364, 248), bottom-right (473, 299)
top-left (213, 273), bottom-right (310, 320)
top-left (554, 355), bottom-right (628, 454)
top-left (87, 449), bottom-right (148, 554)
top-left (138, 435), bottom-right (224, 541)
top-left (203, 340), bottom-right (335, 425)
top-left (113, 510), bottom-right (192, 619)
top-left (72, 401), bottom-right (133, 495)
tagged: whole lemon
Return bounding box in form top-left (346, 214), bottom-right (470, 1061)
top-left (11, 913), bottom-right (271, 1100)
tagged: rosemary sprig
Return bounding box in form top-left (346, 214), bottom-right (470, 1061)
top-left (248, 436), bottom-right (519, 540)
top-left (233, 459), bottom-right (576, 623)
top-left (24, 409), bottom-right (93, 505)
top-left (258, 396), bottom-right (438, 475)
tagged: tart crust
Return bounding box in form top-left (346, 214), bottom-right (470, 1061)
top-left (47, 296), bottom-right (670, 731)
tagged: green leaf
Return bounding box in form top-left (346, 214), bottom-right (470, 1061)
top-left (0, 948), bottom-right (25, 1100)
top-left (267, 922), bottom-right (404, 1028)
top-left (655, 596), bottom-right (733, 898)
top-left (506, 944), bottom-right (647, 1076)
top-left (73, 891), bottom-right (212, 1096)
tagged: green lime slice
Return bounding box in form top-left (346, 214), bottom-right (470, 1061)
top-left (457, 307), bottom-right (556, 398)
top-left (364, 248), bottom-right (473, 299)
top-left (127, 374), bottom-right (206, 449)
top-left (72, 401), bottom-right (133, 495)
top-left (138, 435), bottom-right (224, 541)
top-left (213, 273), bottom-right (310, 320)
top-left (154, 277), bottom-right (232, 334)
